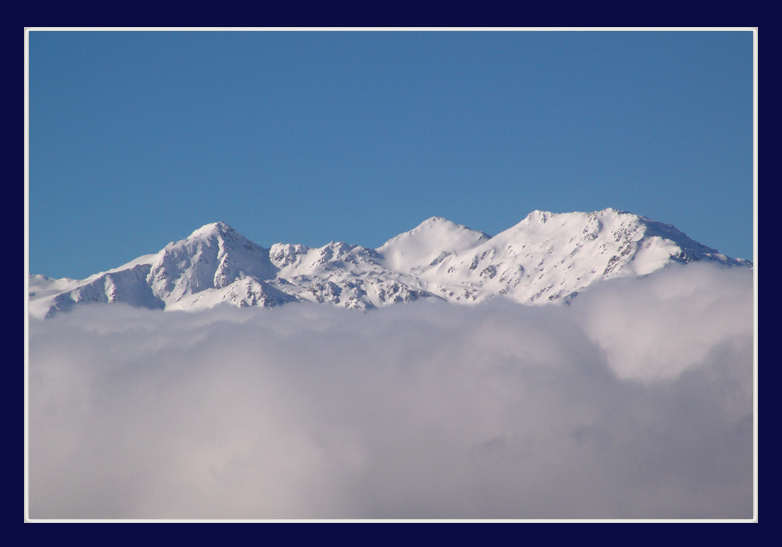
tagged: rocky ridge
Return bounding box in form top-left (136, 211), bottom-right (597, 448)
top-left (28, 209), bottom-right (751, 318)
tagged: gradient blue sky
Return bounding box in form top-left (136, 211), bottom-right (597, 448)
top-left (28, 30), bottom-right (754, 279)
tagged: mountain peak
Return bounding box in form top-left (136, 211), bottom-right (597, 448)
top-left (403, 216), bottom-right (463, 233)
top-left (522, 208), bottom-right (632, 224)
top-left (422, 215), bottom-right (450, 224)
top-left (524, 210), bottom-right (554, 223)
top-left (412, 216), bottom-right (488, 235)
top-left (188, 221), bottom-right (235, 239)
top-left (378, 217), bottom-right (491, 272)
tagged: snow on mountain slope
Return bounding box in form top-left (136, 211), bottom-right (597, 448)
top-left (147, 221), bottom-right (278, 301)
top-left (269, 241), bottom-right (432, 309)
top-left (28, 209), bottom-right (752, 318)
top-left (413, 209), bottom-right (750, 304)
top-left (377, 217), bottom-right (491, 273)
top-left (28, 275), bottom-right (85, 318)
top-left (165, 277), bottom-right (297, 311)
top-left (29, 222), bottom-right (287, 318)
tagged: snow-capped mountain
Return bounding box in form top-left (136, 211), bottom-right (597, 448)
top-left (28, 209), bottom-right (751, 318)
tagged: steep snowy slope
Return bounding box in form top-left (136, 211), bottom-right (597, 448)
top-left (410, 209), bottom-right (749, 304)
top-left (144, 221), bottom-right (292, 310)
top-left (30, 222), bottom-right (295, 317)
top-left (28, 209), bottom-right (751, 318)
top-left (377, 217), bottom-right (491, 273)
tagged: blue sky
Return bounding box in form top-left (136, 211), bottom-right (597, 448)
top-left (28, 30), bottom-right (754, 279)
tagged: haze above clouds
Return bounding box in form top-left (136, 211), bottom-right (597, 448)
top-left (28, 263), bottom-right (753, 519)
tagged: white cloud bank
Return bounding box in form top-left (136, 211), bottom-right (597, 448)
top-left (27, 262), bottom-right (754, 519)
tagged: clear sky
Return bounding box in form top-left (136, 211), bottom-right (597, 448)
top-left (28, 30), bottom-right (754, 279)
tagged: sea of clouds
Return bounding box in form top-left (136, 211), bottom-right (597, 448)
top-left (27, 262), bottom-right (754, 519)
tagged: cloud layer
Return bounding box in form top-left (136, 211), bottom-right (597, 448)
top-left (27, 262), bottom-right (754, 519)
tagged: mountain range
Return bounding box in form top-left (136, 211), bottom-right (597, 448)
top-left (28, 208), bottom-right (751, 318)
